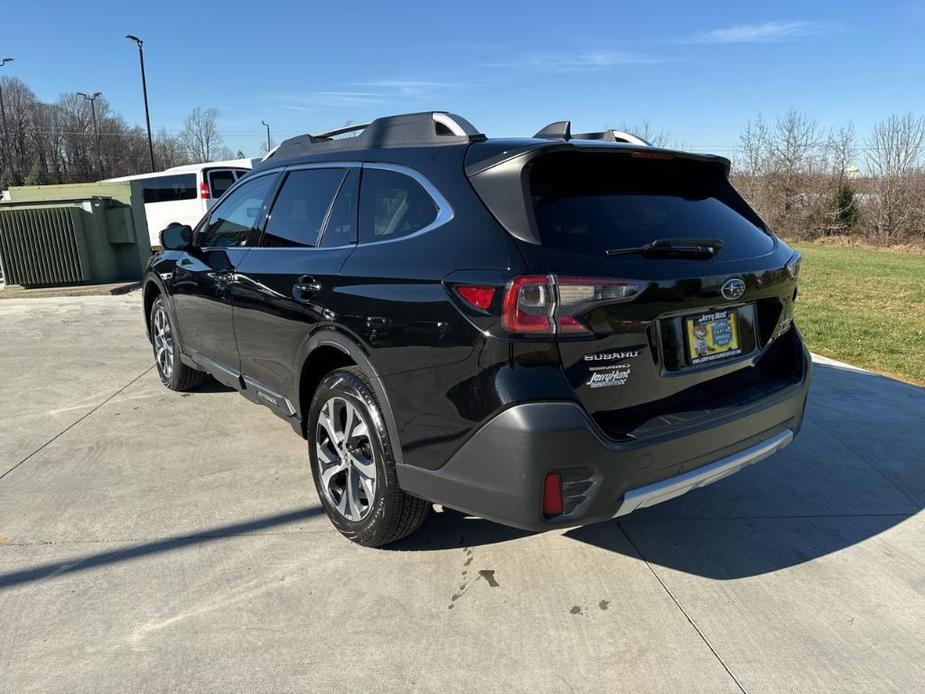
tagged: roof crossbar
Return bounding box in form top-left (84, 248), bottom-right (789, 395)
top-left (265, 112), bottom-right (485, 162)
top-left (315, 122), bottom-right (371, 139)
top-left (534, 120), bottom-right (652, 146)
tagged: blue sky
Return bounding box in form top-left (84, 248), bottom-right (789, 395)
top-left (2, 1), bottom-right (924, 157)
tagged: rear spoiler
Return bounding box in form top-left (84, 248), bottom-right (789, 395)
top-left (464, 142), bottom-right (739, 245)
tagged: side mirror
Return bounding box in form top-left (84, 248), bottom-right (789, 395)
top-left (160, 224), bottom-right (193, 251)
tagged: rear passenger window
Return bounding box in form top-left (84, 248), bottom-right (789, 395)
top-left (208, 170), bottom-right (237, 198)
top-left (262, 169), bottom-right (347, 248)
top-left (359, 169), bottom-right (438, 243)
top-left (142, 174), bottom-right (196, 203)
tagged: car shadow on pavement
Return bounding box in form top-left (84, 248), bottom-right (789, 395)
top-left (565, 363), bottom-right (925, 579)
top-left (194, 377), bottom-right (236, 394)
top-left (395, 363), bottom-right (924, 580)
top-left (388, 507), bottom-right (532, 551)
top-left (0, 507), bottom-right (325, 591)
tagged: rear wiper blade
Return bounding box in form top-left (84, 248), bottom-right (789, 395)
top-left (605, 237), bottom-right (725, 258)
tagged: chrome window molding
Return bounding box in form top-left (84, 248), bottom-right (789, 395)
top-left (229, 161), bottom-right (453, 250)
top-left (197, 169), bottom-right (283, 251)
top-left (359, 162), bottom-right (454, 246)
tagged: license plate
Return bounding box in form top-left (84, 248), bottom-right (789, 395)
top-left (685, 309), bottom-right (742, 365)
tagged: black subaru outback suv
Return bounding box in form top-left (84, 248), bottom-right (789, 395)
top-left (144, 111), bottom-right (810, 546)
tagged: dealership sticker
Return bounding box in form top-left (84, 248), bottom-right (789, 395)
top-left (586, 363), bottom-right (632, 389)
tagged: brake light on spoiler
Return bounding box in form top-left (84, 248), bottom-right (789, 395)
top-left (502, 275), bottom-right (645, 335)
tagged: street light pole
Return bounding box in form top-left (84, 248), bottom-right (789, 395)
top-left (78, 91), bottom-right (104, 179)
top-left (261, 120), bottom-right (271, 153)
top-left (126, 35), bottom-right (156, 172)
top-left (0, 58), bottom-right (14, 181)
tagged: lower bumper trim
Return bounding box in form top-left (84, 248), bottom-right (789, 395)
top-left (614, 428), bottom-right (794, 517)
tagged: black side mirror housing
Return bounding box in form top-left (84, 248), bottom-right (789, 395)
top-left (160, 224), bottom-right (193, 251)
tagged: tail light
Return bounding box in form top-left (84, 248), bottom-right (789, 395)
top-left (502, 274), bottom-right (645, 335)
top-left (199, 181), bottom-right (211, 199)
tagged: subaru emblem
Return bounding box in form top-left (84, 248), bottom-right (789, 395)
top-left (721, 278), bottom-right (746, 301)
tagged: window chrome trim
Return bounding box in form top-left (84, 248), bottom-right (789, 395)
top-left (359, 162), bottom-right (454, 246)
top-left (259, 166), bottom-right (350, 250)
top-left (229, 160), bottom-right (453, 249)
top-left (196, 169), bottom-right (283, 250)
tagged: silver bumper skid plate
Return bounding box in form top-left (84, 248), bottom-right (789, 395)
top-left (614, 429), bottom-right (794, 516)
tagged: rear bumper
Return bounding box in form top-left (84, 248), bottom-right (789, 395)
top-left (397, 351), bottom-right (810, 531)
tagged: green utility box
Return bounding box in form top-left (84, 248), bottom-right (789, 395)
top-left (0, 181), bottom-right (151, 288)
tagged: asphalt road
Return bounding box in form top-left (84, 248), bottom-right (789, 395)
top-left (1, 293), bottom-right (923, 692)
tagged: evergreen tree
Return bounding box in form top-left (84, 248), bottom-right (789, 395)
top-left (833, 182), bottom-right (859, 230)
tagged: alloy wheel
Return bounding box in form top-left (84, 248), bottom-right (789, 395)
top-left (152, 306), bottom-right (174, 379)
top-left (315, 397), bottom-right (378, 521)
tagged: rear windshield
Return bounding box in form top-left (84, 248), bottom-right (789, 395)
top-left (141, 174), bottom-right (197, 204)
top-left (529, 152), bottom-right (774, 257)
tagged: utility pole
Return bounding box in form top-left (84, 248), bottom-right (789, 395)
top-left (0, 58), bottom-right (14, 182)
top-left (261, 120), bottom-right (271, 154)
top-left (126, 35), bottom-right (156, 171)
top-left (78, 91), bottom-right (104, 179)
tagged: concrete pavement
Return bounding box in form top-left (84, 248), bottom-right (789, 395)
top-left (1, 293), bottom-right (923, 692)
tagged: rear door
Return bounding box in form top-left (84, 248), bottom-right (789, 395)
top-left (232, 165), bottom-right (358, 413)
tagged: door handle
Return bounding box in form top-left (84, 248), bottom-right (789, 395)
top-left (292, 275), bottom-right (322, 303)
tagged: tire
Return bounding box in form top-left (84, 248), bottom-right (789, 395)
top-left (308, 366), bottom-right (429, 547)
top-left (149, 295), bottom-right (206, 392)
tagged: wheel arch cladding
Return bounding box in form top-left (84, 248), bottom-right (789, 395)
top-left (296, 333), bottom-right (406, 467)
top-left (143, 279), bottom-right (161, 340)
top-left (299, 345), bottom-right (356, 434)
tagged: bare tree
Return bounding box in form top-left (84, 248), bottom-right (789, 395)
top-left (181, 107), bottom-right (230, 162)
top-left (732, 115), bottom-right (773, 215)
top-left (731, 110), bottom-right (830, 238)
top-left (865, 113), bottom-right (925, 242)
top-left (826, 125), bottom-right (860, 232)
top-left (0, 74), bottom-right (208, 184)
top-left (828, 124), bottom-right (857, 180)
top-left (0, 77), bottom-right (39, 184)
top-left (152, 129), bottom-right (189, 169)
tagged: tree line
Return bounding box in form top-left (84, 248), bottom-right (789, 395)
top-left (731, 110), bottom-right (925, 245)
top-left (610, 112), bottom-right (925, 246)
top-left (0, 76), bottom-right (240, 187)
top-left (3, 73), bottom-right (925, 244)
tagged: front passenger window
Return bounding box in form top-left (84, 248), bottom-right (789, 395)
top-left (198, 173), bottom-right (278, 247)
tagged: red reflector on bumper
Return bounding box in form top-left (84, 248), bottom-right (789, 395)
top-left (456, 285), bottom-right (496, 311)
top-left (543, 472), bottom-right (564, 516)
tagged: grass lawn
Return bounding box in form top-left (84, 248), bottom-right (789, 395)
top-left (791, 242), bottom-right (925, 384)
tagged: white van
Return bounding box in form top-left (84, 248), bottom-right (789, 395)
top-left (106, 159), bottom-right (254, 246)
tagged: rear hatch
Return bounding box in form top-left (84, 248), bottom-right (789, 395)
top-left (467, 144), bottom-right (803, 440)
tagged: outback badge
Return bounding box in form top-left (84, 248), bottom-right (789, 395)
top-left (721, 277), bottom-right (746, 301)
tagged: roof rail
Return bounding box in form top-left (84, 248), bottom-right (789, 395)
top-left (533, 121), bottom-right (652, 146)
top-left (265, 112), bottom-right (485, 162)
